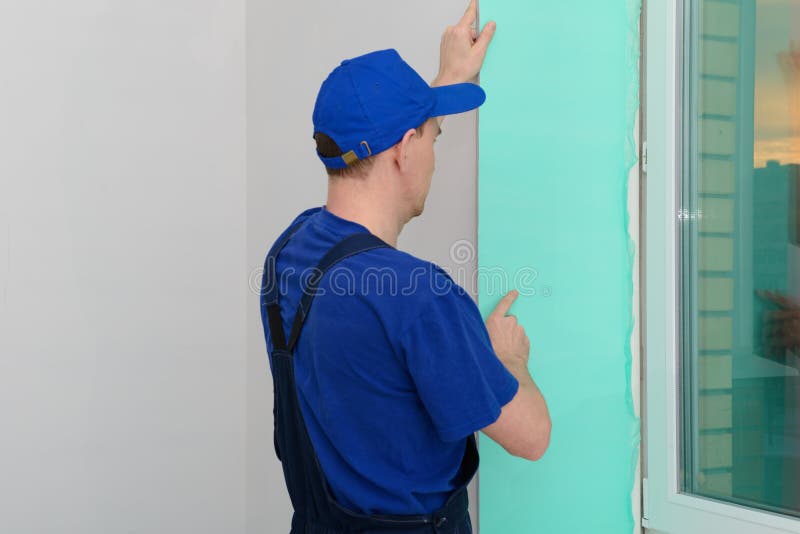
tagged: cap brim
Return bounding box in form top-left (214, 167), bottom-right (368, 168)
top-left (430, 83), bottom-right (486, 117)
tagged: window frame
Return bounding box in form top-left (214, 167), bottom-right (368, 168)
top-left (643, 0), bottom-right (800, 532)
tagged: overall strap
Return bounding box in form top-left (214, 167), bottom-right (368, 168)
top-left (262, 220), bottom-right (307, 352)
top-left (285, 233), bottom-right (390, 352)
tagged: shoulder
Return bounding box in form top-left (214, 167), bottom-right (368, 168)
top-left (323, 246), bottom-right (474, 330)
top-left (339, 246), bottom-right (465, 298)
top-left (265, 207), bottom-right (323, 257)
top-left (286, 206), bottom-right (323, 233)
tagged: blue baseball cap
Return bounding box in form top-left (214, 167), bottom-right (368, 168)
top-left (312, 49), bottom-right (486, 169)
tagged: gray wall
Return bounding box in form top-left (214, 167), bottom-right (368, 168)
top-left (246, 1), bottom-right (480, 532)
top-left (0, 1), bottom-right (480, 532)
top-left (0, 2), bottom-right (246, 532)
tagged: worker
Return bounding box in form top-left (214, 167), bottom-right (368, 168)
top-left (260, 2), bottom-right (551, 532)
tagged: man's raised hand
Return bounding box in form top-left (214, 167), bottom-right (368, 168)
top-left (433, 0), bottom-right (496, 87)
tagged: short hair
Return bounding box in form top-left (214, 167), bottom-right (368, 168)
top-left (314, 132), bottom-right (375, 178)
top-left (315, 120), bottom-right (427, 179)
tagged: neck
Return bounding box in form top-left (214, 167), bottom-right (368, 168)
top-left (325, 172), bottom-right (408, 248)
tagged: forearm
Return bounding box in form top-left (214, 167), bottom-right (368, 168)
top-left (430, 76), bottom-right (450, 129)
top-left (483, 358), bottom-right (551, 460)
top-left (504, 360), bottom-right (551, 430)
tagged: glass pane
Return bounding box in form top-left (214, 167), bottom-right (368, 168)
top-left (681, 0), bottom-right (800, 518)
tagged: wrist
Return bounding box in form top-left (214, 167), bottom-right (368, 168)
top-left (431, 74), bottom-right (457, 87)
top-left (503, 357), bottom-right (532, 380)
top-left (430, 77), bottom-right (455, 127)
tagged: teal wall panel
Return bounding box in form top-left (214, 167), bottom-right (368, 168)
top-left (477, 1), bottom-right (642, 532)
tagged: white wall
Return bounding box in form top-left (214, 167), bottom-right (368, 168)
top-left (0, 2), bottom-right (246, 532)
top-left (0, 1), bottom-right (480, 532)
top-left (246, 1), bottom-right (481, 531)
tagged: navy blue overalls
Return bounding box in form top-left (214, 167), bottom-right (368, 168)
top-left (261, 220), bottom-right (479, 534)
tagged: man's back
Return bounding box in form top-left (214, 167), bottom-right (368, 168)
top-left (262, 206), bottom-right (518, 515)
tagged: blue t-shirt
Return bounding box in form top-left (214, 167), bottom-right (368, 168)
top-left (262, 206), bottom-right (518, 515)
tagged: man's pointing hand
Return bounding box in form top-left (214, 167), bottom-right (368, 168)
top-left (486, 290), bottom-right (531, 371)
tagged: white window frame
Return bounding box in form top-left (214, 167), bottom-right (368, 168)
top-left (643, 0), bottom-right (800, 532)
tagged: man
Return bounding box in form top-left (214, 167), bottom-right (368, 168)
top-left (260, 2), bottom-right (551, 532)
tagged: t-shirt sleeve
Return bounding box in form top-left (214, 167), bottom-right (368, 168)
top-left (398, 275), bottom-right (519, 443)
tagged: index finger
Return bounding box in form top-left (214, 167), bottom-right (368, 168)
top-left (490, 289), bottom-right (519, 317)
top-left (458, 0), bottom-right (477, 27)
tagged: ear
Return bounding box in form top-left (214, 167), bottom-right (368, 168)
top-left (394, 128), bottom-right (418, 174)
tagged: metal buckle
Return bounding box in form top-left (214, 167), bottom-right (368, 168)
top-left (360, 140), bottom-right (372, 157)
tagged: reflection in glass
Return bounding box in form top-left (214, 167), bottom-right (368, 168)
top-left (681, 0), bottom-right (800, 517)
